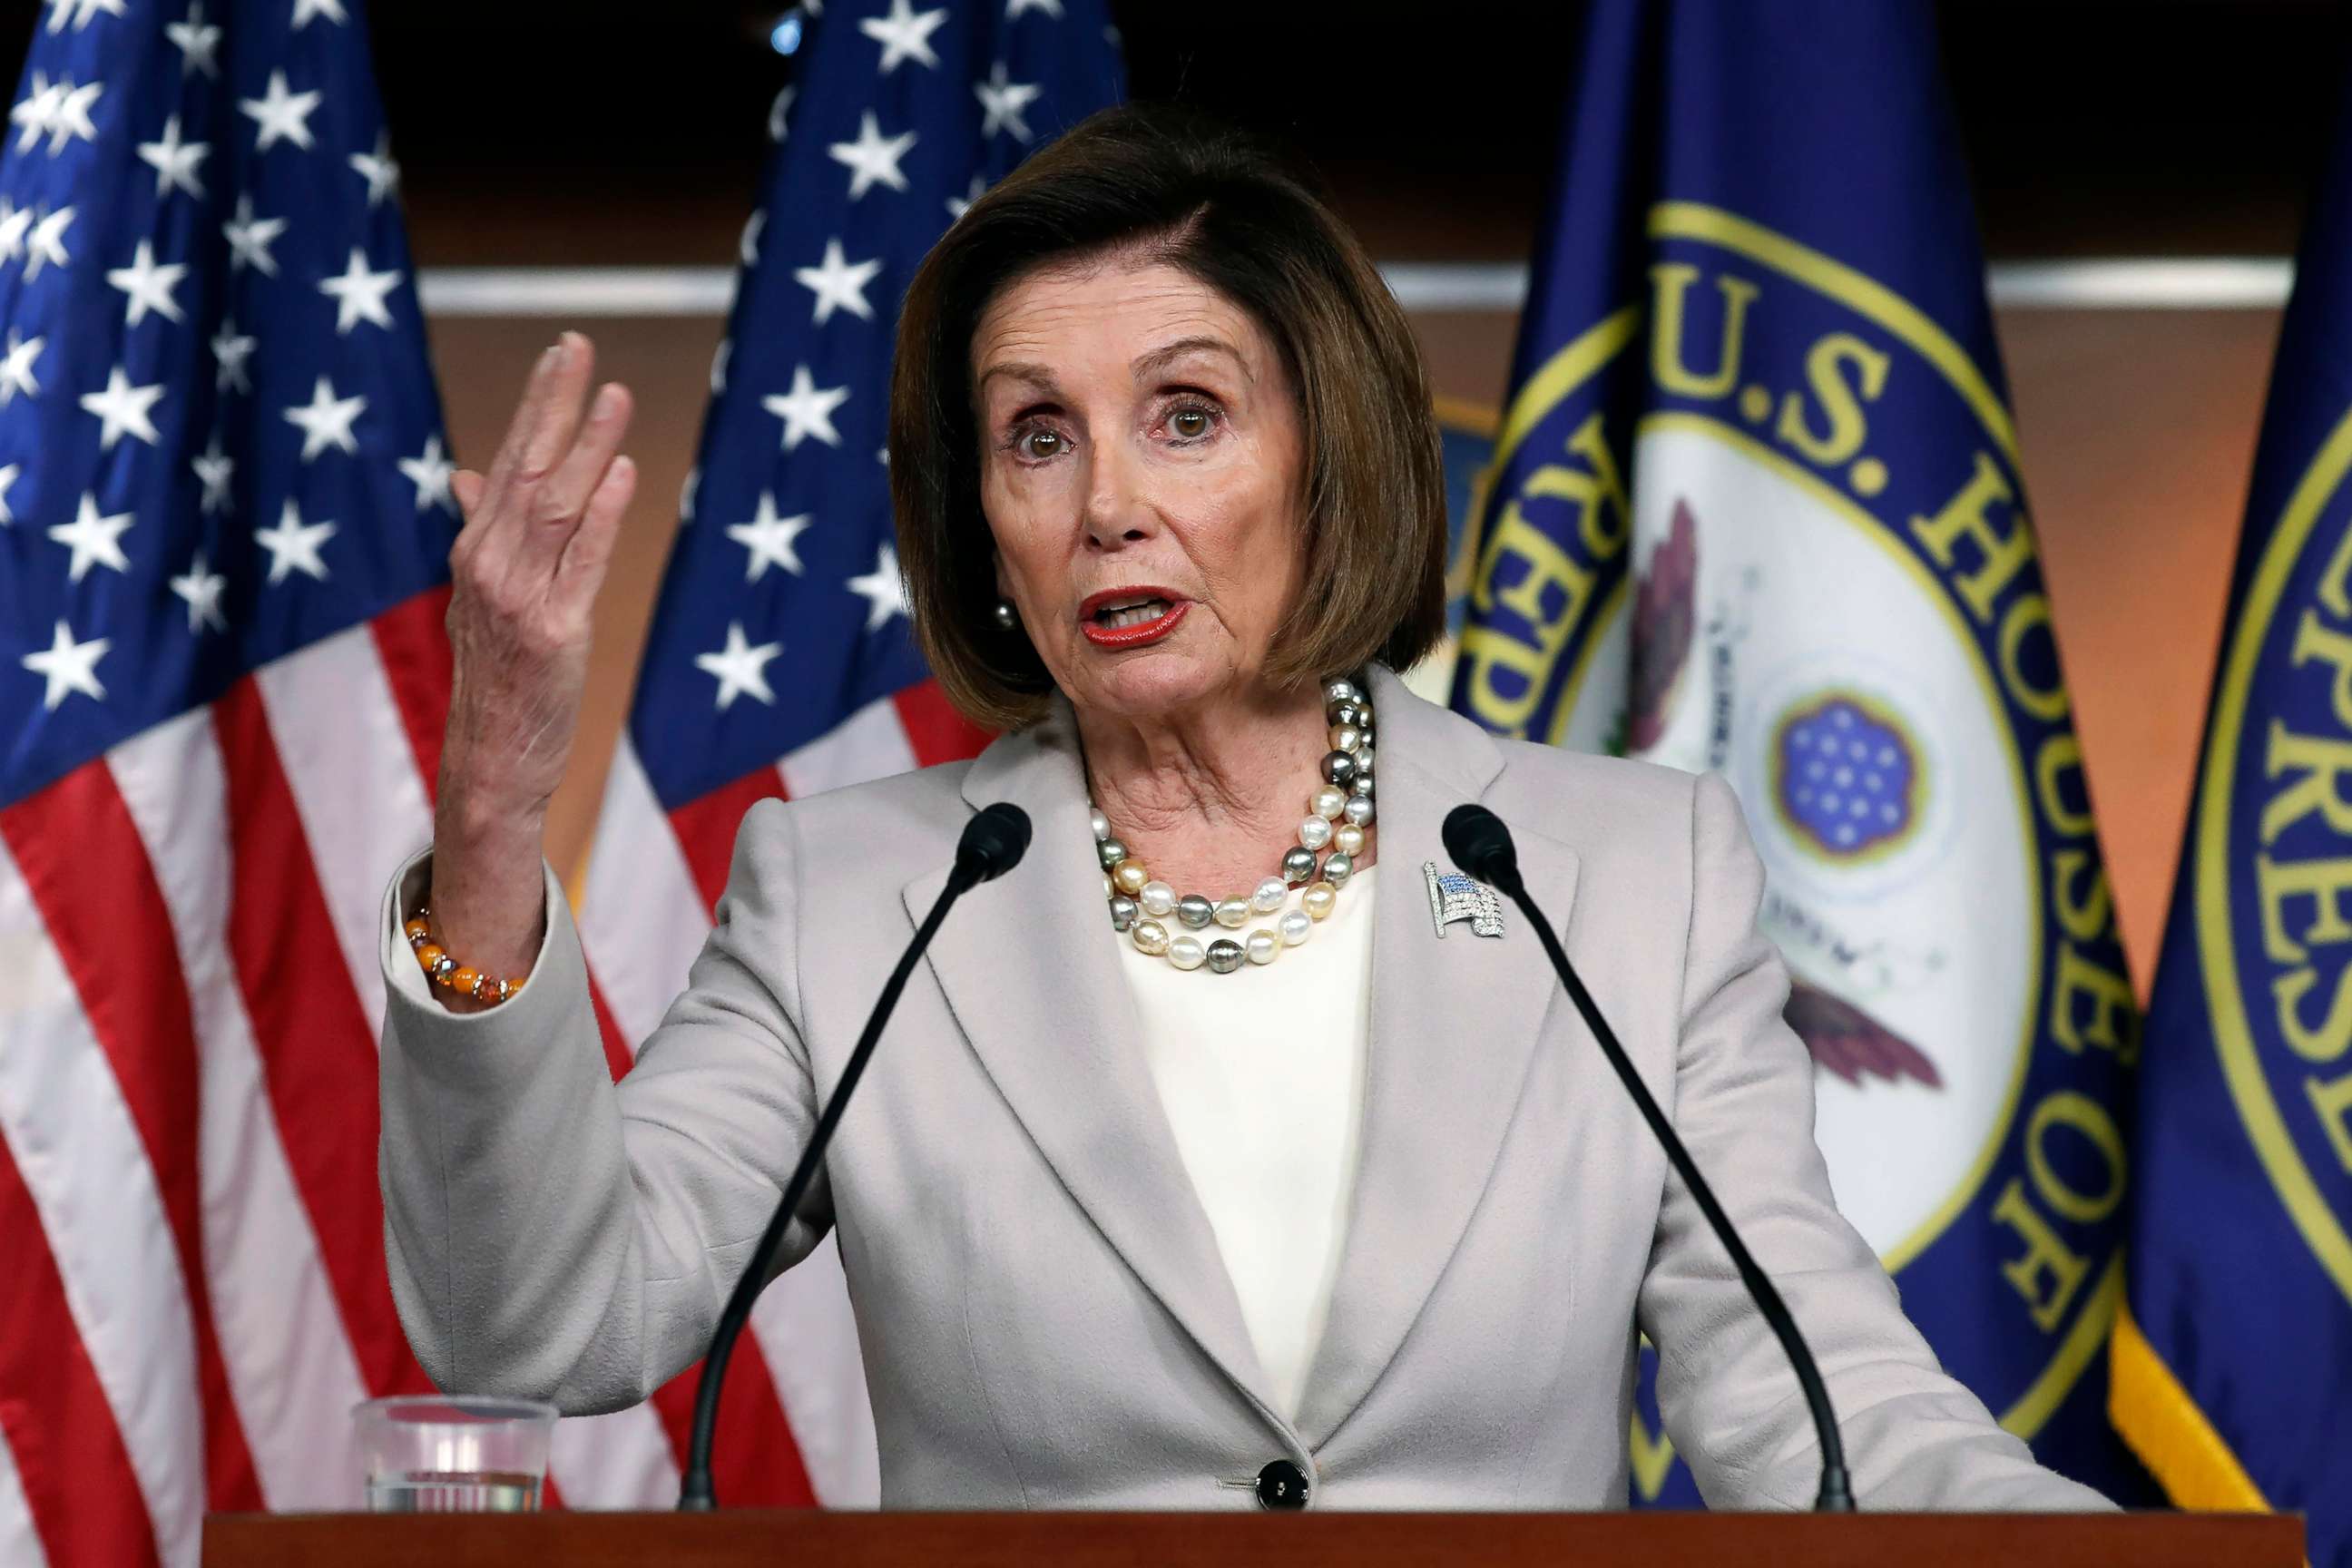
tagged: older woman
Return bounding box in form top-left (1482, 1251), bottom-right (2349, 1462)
top-left (377, 104), bottom-right (2108, 1513)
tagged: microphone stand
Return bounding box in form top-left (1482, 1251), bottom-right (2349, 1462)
top-left (1445, 806), bottom-right (1856, 1512)
top-left (678, 805), bottom-right (1027, 1510)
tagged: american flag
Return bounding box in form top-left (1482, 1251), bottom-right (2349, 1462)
top-left (0, 0), bottom-right (462, 1561)
top-left (571, 0), bottom-right (1122, 1510)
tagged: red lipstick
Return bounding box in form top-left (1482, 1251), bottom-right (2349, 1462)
top-left (1079, 585), bottom-right (1190, 649)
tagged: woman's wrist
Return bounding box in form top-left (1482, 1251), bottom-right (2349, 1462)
top-left (422, 792), bottom-right (552, 1009)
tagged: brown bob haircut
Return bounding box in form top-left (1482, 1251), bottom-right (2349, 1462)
top-left (888, 101), bottom-right (1448, 732)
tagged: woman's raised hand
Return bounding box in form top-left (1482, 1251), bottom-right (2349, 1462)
top-left (427, 332), bottom-right (638, 1000)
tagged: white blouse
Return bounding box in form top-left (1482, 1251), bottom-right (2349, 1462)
top-left (1116, 867), bottom-right (1377, 1423)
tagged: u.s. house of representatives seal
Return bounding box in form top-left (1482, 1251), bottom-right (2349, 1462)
top-left (1456, 202), bottom-right (2139, 1446)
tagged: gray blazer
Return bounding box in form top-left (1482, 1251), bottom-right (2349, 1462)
top-left (377, 663), bottom-right (2108, 1511)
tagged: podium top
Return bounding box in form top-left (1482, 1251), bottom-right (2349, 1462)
top-left (203, 1507), bottom-right (2300, 1568)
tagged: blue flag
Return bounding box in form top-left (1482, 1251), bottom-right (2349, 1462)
top-left (620, 1), bottom-right (1123, 819)
top-left (2117, 78), bottom-right (2352, 1562)
top-left (1449, 0), bottom-right (2148, 1503)
top-left (1, 0), bottom-right (454, 804)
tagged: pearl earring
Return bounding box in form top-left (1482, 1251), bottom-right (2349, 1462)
top-left (993, 599), bottom-right (1018, 631)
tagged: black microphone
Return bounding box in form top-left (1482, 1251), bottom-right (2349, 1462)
top-left (1441, 803), bottom-right (1857, 1514)
top-left (678, 801), bottom-right (1032, 1510)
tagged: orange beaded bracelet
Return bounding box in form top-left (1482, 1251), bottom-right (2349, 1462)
top-left (402, 906), bottom-right (527, 1006)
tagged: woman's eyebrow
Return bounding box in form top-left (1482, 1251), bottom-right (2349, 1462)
top-left (1132, 335), bottom-right (1250, 383)
top-left (975, 360), bottom-right (1059, 397)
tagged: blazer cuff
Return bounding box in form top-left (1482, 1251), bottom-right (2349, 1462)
top-left (377, 844), bottom-right (573, 1063)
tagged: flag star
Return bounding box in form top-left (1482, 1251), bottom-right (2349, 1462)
top-left (10, 74), bottom-right (62, 153)
top-left (946, 172), bottom-right (987, 222)
top-left (191, 435), bottom-right (234, 514)
top-left (46, 0), bottom-right (126, 32)
top-left (847, 544), bottom-right (909, 633)
top-left (1007, 0), bottom-right (1063, 15)
top-left (398, 433), bottom-right (456, 514)
top-left (240, 70), bottom-right (322, 153)
top-left (172, 551), bottom-right (228, 632)
top-left (291, 0), bottom-right (347, 26)
top-left (793, 237), bottom-right (881, 325)
top-left (211, 318), bottom-right (256, 394)
top-left (0, 199), bottom-right (29, 263)
top-left (24, 205), bottom-right (74, 279)
top-left (318, 246), bottom-right (403, 334)
top-left (106, 238), bottom-right (188, 327)
top-left (727, 492), bottom-right (812, 582)
top-left (768, 83), bottom-right (795, 142)
top-left (740, 209), bottom-right (764, 267)
top-left (255, 497), bottom-right (336, 583)
top-left (21, 620), bottom-right (108, 710)
top-left (166, 2), bottom-right (221, 76)
top-left (137, 113), bottom-right (210, 200)
top-left (762, 364), bottom-right (850, 450)
top-left (48, 491), bottom-right (133, 582)
top-left (79, 365), bottom-right (164, 450)
top-left (710, 338), bottom-right (731, 396)
top-left (861, 0), bottom-right (948, 71)
top-left (46, 78), bottom-right (103, 155)
top-left (681, 466), bottom-right (700, 524)
top-left (695, 621), bottom-right (784, 710)
top-left (0, 331), bottom-right (44, 406)
top-left (975, 63), bottom-right (1043, 142)
top-left (0, 464), bottom-right (19, 524)
top-left (348, 129), bottom-right (399, 206)
top-left (284, 375), bottom-right (366, 461)
top-left (828, 112), bottom-right (917, 201)
top-left (223, 193), bottom-right (288, 276)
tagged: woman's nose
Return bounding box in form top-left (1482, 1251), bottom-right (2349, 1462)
top-left (1080, 444), bottom-right (1154, 550)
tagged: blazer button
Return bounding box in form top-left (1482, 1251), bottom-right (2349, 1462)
top-left (1254, 1458), bottom-right (1309, 1510)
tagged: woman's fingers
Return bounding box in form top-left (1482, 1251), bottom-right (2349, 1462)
top-left (509, 379), bottom-right (633, 583)
top-left (512, 333), bottom-right (600, 495)
top-left (476, 337), bottom-right (573, 523)
top-left (451, 468), bottom-right (485, 518)
top-left (553, 454), bottom-right (637, 618)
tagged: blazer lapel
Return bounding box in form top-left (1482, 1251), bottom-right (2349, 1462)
top-left (1295, 665), bottom-right (1582, 1449)
top-left (904, 701), bottom-right (1279, 1418)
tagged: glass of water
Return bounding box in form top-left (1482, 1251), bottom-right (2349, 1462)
top-left (353, 1395), bottom-right (557, 1512)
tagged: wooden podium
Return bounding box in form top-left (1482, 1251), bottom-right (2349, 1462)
top-left (203, 1508), bottom-right (2303, 1566)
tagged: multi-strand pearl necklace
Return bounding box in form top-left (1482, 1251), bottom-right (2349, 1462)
top-left (1094, 675), bottom-right (1378, 975)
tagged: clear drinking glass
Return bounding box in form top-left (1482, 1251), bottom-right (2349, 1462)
top-left (353, 1395), bottom-right (557, 1512)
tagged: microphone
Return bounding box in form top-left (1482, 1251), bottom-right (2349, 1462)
top-left (1441, 803), bottom-right (1857, 1513)
top-left (678, 802), bottom-right (1032, 1509)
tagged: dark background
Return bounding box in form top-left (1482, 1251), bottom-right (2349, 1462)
top-left (5, 0), bottom-right (2347, 265)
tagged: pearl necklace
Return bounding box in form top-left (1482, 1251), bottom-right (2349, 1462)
top-left (1094, 675), bottom-right (1378, 975)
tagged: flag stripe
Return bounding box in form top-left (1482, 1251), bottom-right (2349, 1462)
top-left (579, 740), bottom-right (712, 1046)
top-left (891, 679), bottom-right (995, 769)
top-left (0, 767), bottom-right (265, 1514)
top-left (669, 765), bottom-right (790, 916)
top-left (750, 1235), bottom-right (879, 1505)
top-left (110, 711), bottom-right (375, 1510)
top-left (0, 836), bottom-right (199, 1564)
top-left (0, 1421), bottom-right (48, 1568)
top-left (0, 1128), bottom-right (153, 1568)
top-left (255, 625), bottom-right (439, 1041)
top-left (544, 1406), bottom-right (679, 1510)
top-left (212, 678), bottom-right (429, 1398)
top-left (368, 583), bottom-right (456, 797)
top-left (779, 691), bottom-right (919, 800)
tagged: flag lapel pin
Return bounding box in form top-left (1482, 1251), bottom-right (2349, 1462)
top-left (1423, 861), bottom-right (1505, 940)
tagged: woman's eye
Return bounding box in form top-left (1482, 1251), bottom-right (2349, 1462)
top-left (1169, 407), bottom-right (1213, 440)
top-left (1014, 427), bottom-right (1064, 459)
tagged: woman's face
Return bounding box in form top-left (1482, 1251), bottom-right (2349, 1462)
top-left (972, 259), bottom-right (1307, 725)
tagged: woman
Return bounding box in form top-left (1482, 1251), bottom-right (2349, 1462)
top-left (378, 104), bottom-right (2109, 1512)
